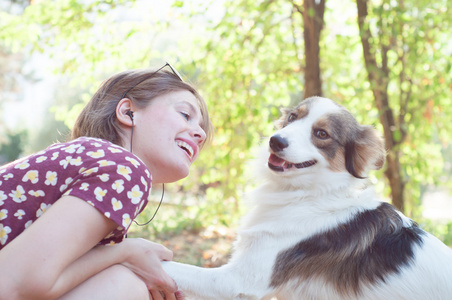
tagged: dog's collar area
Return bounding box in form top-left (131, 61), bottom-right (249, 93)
top-left (268, 153), bottom-right (317, 172)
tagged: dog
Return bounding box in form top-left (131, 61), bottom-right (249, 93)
top-left (162, 96), bottom-right (452, 299)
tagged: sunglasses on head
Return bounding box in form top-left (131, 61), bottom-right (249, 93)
top-left (121, 62), bottom-right (184, 99)
top-left (123, 62), bottom-right (184, 153)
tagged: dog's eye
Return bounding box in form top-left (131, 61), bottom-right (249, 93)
top-left (314, 129), bottom-right (329, 139)
top-left (287, 113), bottom-right (297, 123)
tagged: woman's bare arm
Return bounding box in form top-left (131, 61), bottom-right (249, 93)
top-left (0, 195), bottom-right (177, 300)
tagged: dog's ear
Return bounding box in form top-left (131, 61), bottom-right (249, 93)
top-left (275, 108), bottom-right (291, 129)
top-left (345, 125), bottom-right (386, 178)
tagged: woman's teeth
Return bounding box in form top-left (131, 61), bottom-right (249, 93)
top-left (176, 141), bottom-right (194, 158)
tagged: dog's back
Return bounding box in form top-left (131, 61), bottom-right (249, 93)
top-left (267, 202), bottom-right (452, 299)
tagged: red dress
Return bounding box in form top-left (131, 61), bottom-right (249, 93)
top-left (0, 137), bottom-right (151, 249)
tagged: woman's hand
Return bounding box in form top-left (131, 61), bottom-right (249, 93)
top-left (119, 238), bottom-right (179, 294)
top-left (149, 290), bottom-right (185, 300)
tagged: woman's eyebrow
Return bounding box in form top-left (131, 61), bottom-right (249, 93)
top-left (185, 101), bottom-right (197, 112)
top-left (182, 101), bottom-right (203, 124)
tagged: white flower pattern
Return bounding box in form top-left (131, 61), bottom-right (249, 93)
top-left (45, 171), bottom-right (58, 186)
top-left (127, 185), bottom-right (143, 205)
top-left (0, 224), bottom-right (12, 245)
top-left (22, 170), bottom-right (39, 184)
top-left (36, 203), bottom-right (51, 218)
top-left (111, 198), bottom-right (123, 211)
top-left (14, 209), bottom-right (25, 219)
top-left (9, 185), bottom-right (27, 203)
top-left (94, 187), bottom-right (107, 201)
top-left (28, 190), bottom-right (45, 197)
top-left (0, 209), bottom-right (7, 220)
top-left (0, 137), bottom-right (151, 249)
top-left (112, 179), bottom-right (124, 194)
top-left (117, 165), bottom-right (132, 181)
top-left (80, 183), bottom-right (89, 191)
top-left (122, 213), bottom-right (132, 228)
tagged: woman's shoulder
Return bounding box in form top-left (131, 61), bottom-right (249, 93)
top-left (48, 137), bottom-right (121, 152)
top-left (1, 137), bottom-right (150, 180)
top-left (46, 137), bottom-right (135, 162)
top-left (58, 137), bottom-right (150, 175)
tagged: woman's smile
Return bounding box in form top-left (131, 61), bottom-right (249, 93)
top-left (132, 90), bottom-right (206, 183)
top-left (176, 139), bottom-right (196, 161)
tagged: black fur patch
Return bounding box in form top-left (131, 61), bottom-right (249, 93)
top-left (345, 141), bottom-right (365, 179)
top-left (270, 203), bottom-right (425, 296)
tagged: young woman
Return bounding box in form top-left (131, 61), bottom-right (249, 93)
top-left (0, 63), bottom-right (214, 300)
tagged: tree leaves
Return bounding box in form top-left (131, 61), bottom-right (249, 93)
top-left (1, 0), bottom-right (451, 223)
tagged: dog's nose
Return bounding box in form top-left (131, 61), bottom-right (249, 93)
top-left (270, 135), bottom-right (289, 152)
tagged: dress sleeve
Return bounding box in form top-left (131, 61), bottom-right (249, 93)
top-left (62, 140), bottom-right (152, 244)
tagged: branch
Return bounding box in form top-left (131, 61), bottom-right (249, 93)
top-left (290, 3), bottom-right (304, 61)
top-left (356, 0), bottom-right (378, 84)
top-left (396, 0), bottom-right (409, 142)
top-left (292, 1), bottom-right (303, 17)
top-left (357, 0), bottom-right (397, 150)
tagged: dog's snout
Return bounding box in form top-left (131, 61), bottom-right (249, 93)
top-left (270, 135), bottom-right (289, 152)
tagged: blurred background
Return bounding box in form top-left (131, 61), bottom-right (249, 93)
top-left (1, 0), bottom-right (451, 265)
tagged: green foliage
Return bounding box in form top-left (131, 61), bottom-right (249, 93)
top-left (180, 0), bottom-right (305, 207)
top-left (358, 0), bottom-right (452, 212)
top-left (0, 0), bottom-right (167, 84)
top-left (419, 219), bottom-right (452, 247)
top-left (0, 129), bottom-right (28, 164)
top-left (130, 186), bottom-right (221, 239)
top-left (0, 0), bottom-right (451, 233)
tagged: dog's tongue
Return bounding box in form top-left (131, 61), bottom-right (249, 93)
top-left (269, 154), bottom-right (285, 166)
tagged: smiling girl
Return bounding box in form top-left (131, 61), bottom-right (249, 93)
top-left (0, 63), bottom-right (213, 300)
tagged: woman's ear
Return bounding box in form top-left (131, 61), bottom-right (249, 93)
top-left (116, 98), bottom-right (134, 127)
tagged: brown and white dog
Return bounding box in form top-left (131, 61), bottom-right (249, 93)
top-left (162, 96), bottom-right (452, 299)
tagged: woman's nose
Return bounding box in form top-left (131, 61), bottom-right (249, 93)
top-left (192, 124), bottom-right (206, 145)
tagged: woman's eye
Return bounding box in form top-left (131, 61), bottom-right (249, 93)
top-left (180, 112), bottom-right (190, 120)
top-left (315, 129), bottom-right (329, 139)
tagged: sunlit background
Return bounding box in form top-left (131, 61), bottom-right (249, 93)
top-left (1, 0), bottom-right (451, 263)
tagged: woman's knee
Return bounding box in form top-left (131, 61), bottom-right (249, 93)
top-left (59, 264), bottom-right (149, 300)
top-left (108, 264), bottom-right (150, 298)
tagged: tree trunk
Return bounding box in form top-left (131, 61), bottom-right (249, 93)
top-left (356, 0), bottom-right (405, 212)
top-left (302, 0), bottom-right (325, 98)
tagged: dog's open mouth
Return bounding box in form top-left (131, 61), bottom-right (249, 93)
top-left (268, 153), bottom-right (317, 172)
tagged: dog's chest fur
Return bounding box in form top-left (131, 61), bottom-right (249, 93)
top-left (163, 97), bottom-right (452, 300)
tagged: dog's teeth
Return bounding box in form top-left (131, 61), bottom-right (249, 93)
top-left (294, 160), bottom-right (317, 169)
top-left (268, 155), bottom-right (317, 172)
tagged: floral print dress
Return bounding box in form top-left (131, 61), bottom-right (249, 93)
top-left (0, 137), bottom-right (152, 249)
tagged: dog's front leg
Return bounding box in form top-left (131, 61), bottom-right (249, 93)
top-left (162, 261), bottom-right (263, 300)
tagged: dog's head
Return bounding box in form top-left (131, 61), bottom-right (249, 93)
top-left (263, 97), bottom-right (385, 188)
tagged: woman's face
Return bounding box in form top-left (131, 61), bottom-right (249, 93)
top-left (132, 90), bottom-right (206, 183)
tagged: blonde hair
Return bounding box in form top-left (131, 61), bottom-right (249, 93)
top-left (71, 68), bottom-right (214, 148)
